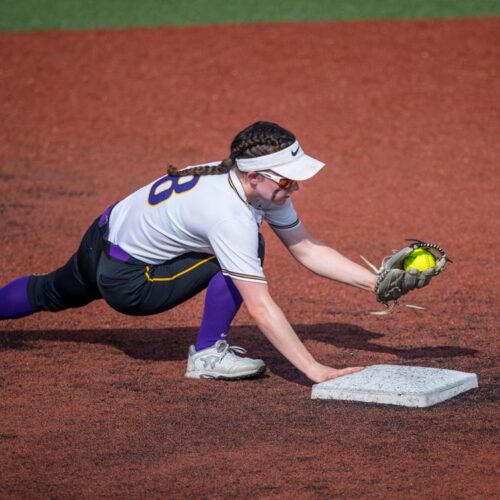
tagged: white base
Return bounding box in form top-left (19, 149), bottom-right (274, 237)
top-left (311, 365), bottom-right (478, 408)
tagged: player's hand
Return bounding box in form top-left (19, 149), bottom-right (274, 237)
top-left (307, 363), bottom-right (365, 384)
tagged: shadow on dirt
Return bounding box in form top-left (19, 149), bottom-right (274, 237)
top-left (0, 326), bottom-right (196, 361)
top-left (0, 323), bottom-right (480, 387)
top-left (297, 323), bottom-right (479, 360)
top-left (1, 322), bottom-right (478, 363)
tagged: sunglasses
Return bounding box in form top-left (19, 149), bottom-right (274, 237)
top-left (259, 171), bottom-right (295, 190)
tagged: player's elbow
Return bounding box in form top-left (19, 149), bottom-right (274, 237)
top-left (232, 279), bottom-right (276, 323)
top-left (289, 237), bottom-right (327, 264)
top-left (244, 295), bottom-right (273, 322)
top-left (241, 289), bottom-right (275, 323)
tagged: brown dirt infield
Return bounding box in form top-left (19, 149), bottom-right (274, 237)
top-left (1, 18), bottom-right (499, 498)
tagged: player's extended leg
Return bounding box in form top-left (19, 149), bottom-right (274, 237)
top-left (0, 276), bottom-right (34, 319)
top-left (0, 217), bottom-right (104, 320)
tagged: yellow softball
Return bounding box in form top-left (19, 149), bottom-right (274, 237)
top-left (403, 248), bottom-right (436, 271)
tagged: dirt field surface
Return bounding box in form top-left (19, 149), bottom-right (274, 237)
top-left (1, 18), bottom-right (499, 498)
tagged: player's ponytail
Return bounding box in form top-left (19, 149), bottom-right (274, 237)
top-left (167, 121), bottom-right (295, 178)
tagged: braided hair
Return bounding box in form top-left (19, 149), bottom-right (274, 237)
top-left (166, 121), bottom-right (296, 177)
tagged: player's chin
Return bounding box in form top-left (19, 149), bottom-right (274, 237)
top-left (273, 195), bottom-right (289, 206)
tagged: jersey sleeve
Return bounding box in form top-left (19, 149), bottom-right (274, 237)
top-left (264, 198), bottom-right (301, 232)
top-left (208, 217), bottom-right (267, 284)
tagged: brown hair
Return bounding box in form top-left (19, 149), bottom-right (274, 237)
top-left (167, 121), bottom-right (296, 177)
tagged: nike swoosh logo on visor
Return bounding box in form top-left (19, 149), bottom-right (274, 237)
top-left (291, 146), bottom-right (300, 156)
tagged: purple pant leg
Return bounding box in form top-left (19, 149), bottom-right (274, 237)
top-left (0, 276), bottom-right (35, 319)
top-left (195, 272), bottom-right (243, 351)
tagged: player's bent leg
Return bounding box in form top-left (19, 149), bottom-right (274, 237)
top-left (195, 272), bottom-right (243, 351)
top-left (189, 233), bottom-right (266, 378)
top-left (96, 237), bottom-right (267, 380)
top-left (185, 340), bottom-right (266, 380)
top-left (96, 248), bottom-right (222, 316)
top-left (195, 233), bottom-right (265, 351)
top-left (190, 273), bottom-right (268, 379)
top-left (195, 232), bottom-right (265, 348)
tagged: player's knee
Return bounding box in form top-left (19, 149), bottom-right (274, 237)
top-left (29, 272), bottom-right (99, 312)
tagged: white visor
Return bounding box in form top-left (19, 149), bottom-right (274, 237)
top-left (235, 140), bottom-right (325, 181)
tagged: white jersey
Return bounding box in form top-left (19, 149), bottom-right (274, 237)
top-left (107, 165), bottom-right (301, 283)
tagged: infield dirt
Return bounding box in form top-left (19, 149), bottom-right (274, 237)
top-left (1, 18), bottom-right (499, 498)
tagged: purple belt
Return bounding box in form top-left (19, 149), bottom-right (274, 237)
top-left (108, 242), bottom-right (132, 262)
top-left (98, 203), bottom-right (133, 263)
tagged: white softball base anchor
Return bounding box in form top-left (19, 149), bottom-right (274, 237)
top-left (311, 365), bottom-right (478, 407)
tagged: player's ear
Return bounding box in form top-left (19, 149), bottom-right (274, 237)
top-left (247, 171), bottom-right (260, 186)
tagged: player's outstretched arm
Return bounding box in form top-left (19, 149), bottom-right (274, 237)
top-left (232, 279), bottom-right (364, 383)
top-left (276, 224), bottom-right (377, 291)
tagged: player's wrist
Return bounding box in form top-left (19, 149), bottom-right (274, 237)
top-left (304, 362), bottom-right (330, 383)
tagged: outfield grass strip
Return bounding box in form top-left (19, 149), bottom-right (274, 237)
top-left (1, 0), bottom-right (500, 32)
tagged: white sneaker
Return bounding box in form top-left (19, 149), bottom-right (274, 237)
top-left (185, 340), bottom-right (266, 380)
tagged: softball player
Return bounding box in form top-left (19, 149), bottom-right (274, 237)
top-left (0, 121), bottom-right (377, 383)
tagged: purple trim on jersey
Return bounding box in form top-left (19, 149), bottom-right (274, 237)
top-left (99, 203), bottom-right (131, 262)
top-left (195, 271), bottom-right (243, 351)
top-left (98, 202), bottom-right (117, 227)
top-left (0, 275), bottom-right (35, 319)
top-left (109, 243), bottom-right (132, 262)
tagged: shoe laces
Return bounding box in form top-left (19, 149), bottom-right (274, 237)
top-left (216, 341), bottom-right (247, 361)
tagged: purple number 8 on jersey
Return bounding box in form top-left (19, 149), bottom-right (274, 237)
top-left (148, 175), bottom-right (200, 205)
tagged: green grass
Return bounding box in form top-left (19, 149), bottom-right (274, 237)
top-left (1, 0), bottom-right (499, 32)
